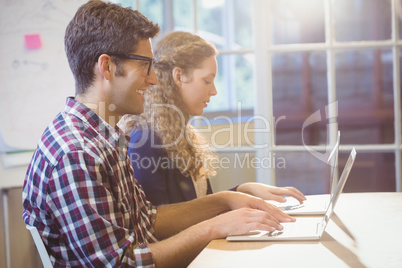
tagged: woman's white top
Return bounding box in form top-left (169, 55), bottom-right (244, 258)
top-left (191, 175), bottom-right (208, 198)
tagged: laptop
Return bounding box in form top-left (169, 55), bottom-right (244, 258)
top-left (266, 131), bottom-right (340, 216)
top-left (226, 147), bottom-right (356, 241)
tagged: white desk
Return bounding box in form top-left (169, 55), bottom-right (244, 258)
top-left (189, 193), bottom-right (402, 268)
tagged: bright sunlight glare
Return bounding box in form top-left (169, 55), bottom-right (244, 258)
top-left (202, 0), bottom-right (225, 9)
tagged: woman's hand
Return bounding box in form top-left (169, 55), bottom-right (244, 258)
top-left (236, 183), bottom-right (306, 204)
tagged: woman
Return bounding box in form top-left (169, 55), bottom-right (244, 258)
top-left (121, 31), bottom-right (305, 206)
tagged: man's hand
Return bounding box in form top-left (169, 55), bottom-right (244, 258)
top-left (219, 191), bottom-right (296, 224)
top-left (151, 191), bottom-right (296, 267)
top-left (150, 206), bottom-right (286, 268)
top-left (204, 207), bottom-right (286, 238)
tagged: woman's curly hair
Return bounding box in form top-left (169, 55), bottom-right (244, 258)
top-left (123, 31), bottom-right (218, 180)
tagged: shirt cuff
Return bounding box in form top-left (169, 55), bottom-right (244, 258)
top-left (133, 243), bottom-right (154, 268)
top-left (122, 243), bottom-right (155, 267)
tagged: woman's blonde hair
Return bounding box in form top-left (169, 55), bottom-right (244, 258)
top-left (126, 31), bottom-right (218, 180)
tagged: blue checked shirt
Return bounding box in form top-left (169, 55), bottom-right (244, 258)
top-left (22, 97), bottom-right (158, 267)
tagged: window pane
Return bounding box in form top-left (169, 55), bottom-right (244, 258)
top-left (116, 0), bottom-right (137, 8)
top-left (234, 54), bottom-right (255, 110)
top-left (197, 0), bottom-right (225, 49)
top-left (232, 0), bottom-right (253, 49)
top-left (342, 152), bottom-right (396, 192)
top-left (275, 151), bottom-right (331, 195)
top-left (204, 53), bottom-right (255, 113)
top-left (399, 4), bottom-right (402, 39)
top-left (270, 0), bottom-right (325, 45)
top-left (139, 0), bottom-right (164, 30)
top-left (196, 0), bottom-right (253, 50)
top-left (335, 49), bottom-right (394, 144)
top-left (275, 151), bottom-right (396, 194)
top-left (334, 0), bottom-right (392, 42)
top-left (400, 48), bottom-right (402, 145)
top-left (173, 0), bottom-right (194, 31)
top-left (272, 51), bottom-right (328, 145)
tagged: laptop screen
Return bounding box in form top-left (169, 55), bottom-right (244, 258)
top-left (321, 147), bottom-right (357, 228)
top-left (328, 131), bottom-right (341, 196)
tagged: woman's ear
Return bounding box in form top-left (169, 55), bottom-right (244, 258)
top-left (172, 67), bottom-right (182, 87)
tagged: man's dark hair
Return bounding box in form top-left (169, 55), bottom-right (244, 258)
top-left (65, 0), bottom-right (160, 95)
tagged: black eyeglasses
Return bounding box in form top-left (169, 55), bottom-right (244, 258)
top-left (100, 53), bottom-right (154, 75)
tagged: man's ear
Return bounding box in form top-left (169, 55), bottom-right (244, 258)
top-left (172, 67), bottom-right (183, 87)
top-left (97, 54), bottom-right (114, 80)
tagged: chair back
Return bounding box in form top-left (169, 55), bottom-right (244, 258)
top-left (26, 225), bottom-right (53, 268)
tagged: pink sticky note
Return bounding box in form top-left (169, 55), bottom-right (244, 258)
top-left (24, 34), bottom-right (42, 50)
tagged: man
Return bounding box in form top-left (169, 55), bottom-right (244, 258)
top-left (22, 1), bottom-right (295, 267)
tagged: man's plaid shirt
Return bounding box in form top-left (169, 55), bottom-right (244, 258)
top-left (22, 97), bottom-right (158, 267)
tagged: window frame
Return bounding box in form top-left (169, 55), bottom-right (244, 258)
top-left (253, 0), bottom-right (401, 192)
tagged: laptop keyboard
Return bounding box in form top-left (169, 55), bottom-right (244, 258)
top-left (268, 222), bottom-right (297, 236)
top-left (283, 203), bottom-right (305, 211)
top-left (267, 220), bottom-right (323, 237)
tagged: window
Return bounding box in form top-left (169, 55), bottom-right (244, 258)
top-left (256, 0), bottom-right (400, 193)
top-left (117, 0), bottom-right (401, 193)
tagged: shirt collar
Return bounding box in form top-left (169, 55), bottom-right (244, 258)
top-left (64, 97), bottom-right (130, 146)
